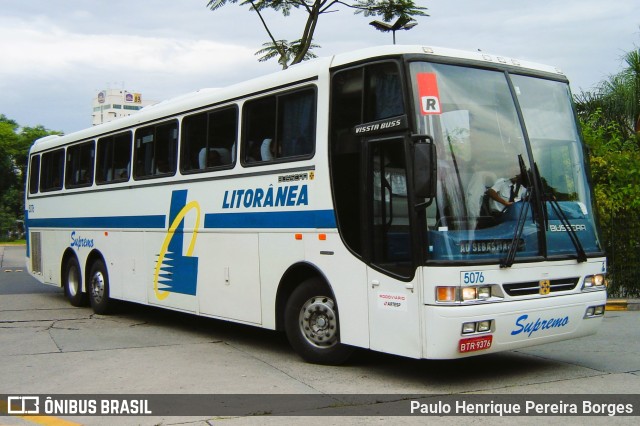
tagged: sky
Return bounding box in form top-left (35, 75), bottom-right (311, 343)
top-left (1, 0), bottom-right (638, 134)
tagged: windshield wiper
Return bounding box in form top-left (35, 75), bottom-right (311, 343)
top-left (500, 158), bottom-right (588, 266)
top-left (500, 155), bottom-right (532, 268)
top-left (528, 161), bottom-right (587, 263)
top-left (544, 192), bottom-right (588, 263)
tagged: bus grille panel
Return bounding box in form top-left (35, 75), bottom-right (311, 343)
top-left (502, 277), bottom-right (579, 296)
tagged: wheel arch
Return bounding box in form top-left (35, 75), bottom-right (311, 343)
top-left (275, 262), bottom-right (334, 332)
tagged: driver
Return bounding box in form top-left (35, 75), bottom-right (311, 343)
top-left (486, 165), bottom-right (526, 215)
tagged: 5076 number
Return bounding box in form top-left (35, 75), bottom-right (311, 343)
top-left (463, 271), bottom-right (485, 284)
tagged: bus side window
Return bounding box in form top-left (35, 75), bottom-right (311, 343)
top-left (278, 89), bottom-right (315, 158)
top-left (207, 107), bottom-right (237, 168)
top-left (39, 149), bottom-right (65, 192)
top-left (96, 131), bottom-right (132, 184)
top-left (29, 155), bottom-right (41, 194)
top-left (243, 97), bottom-right (275, 163)
top-left (181, 112), bottom-right (207, 172)
top-left (181, 106), bottom-right (237, 173)
top-left (134, 120), bottom-right (178, 179)
top-left (242, 87), bottom-right (316, 165)
top-left (329, 61), bottom-right (405, 258)
top-left (65, 141), bottom-right (95, 188)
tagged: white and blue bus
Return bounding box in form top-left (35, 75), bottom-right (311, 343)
top-left (25, 45), bottom-right (607, 364)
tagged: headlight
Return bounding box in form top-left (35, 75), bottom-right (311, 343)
top-left (461, 320), bottom-right (493, 335)
top-left (583, 274), bottom-right (606, 290)
top-left (462, 322), bottom-right (476, 334)
top-left (477, 320), bottom-right (492, 332)
top-left (437, 285), bottom-right (494, 302)
top-left (584, 304), bottom-right (606, 318)
top-left (478, 286), bottom-right (492, 299)
top-left (462, 287), bottom-right (477, 301)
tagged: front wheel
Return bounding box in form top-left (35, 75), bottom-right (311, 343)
top-left (88, 259), bottom-right (112, 315)
top-left (284, 278), bottom-right (354, 365)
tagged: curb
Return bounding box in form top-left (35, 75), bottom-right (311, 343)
top-left (606, 299), bottom-right (640, 311)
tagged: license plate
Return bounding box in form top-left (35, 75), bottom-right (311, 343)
top-left (459, 335), bottom-right (493, 353)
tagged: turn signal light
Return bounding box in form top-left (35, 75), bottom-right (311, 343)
top-left (437, 287), bottom-right (457, 302)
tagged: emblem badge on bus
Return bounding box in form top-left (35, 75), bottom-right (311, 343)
top-left (539, 280), bottom-right (551, 295)
top-left (153, 190), bottom-right (201, 300)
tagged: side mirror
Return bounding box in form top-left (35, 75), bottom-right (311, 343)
top-left (413, 135), bottom-right (437, 200)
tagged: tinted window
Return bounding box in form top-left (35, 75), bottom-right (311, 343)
top-left (40, 149), bottom-right (65, 192)
top-left (242, 87), bottom-right (315, 164)
top-left (96, 131), bottom-right (132, 184)
top-left (134, 120), bottom-right (178, 178)
top-left (330, 62), bottom-right (405, 256)
top-left (181, 107), bottom-right (237, 173)
top-left (29, 155), bottom-right (40, 194)
top-left (65, 141), bottom-right (95, 188)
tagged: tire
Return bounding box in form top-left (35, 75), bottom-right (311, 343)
top-left (88, 258), bottom-right (111, 315)
top-left (284, 278), bottom-right (354, 365)
top-left (63, 256), bottom-right (87, 307)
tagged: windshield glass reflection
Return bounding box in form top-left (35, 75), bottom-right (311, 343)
top-left (512, 75), bottom-right (601, 256)
top-left (410, 62), bottom-right (601, 262)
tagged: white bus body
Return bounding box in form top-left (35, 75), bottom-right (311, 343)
top-left (25, 46), bottom-right (607, 364)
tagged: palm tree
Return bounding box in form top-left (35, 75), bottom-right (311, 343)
top-left (575, 48), bottom-right (640, 142)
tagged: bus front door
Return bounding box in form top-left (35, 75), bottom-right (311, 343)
top-left (365, 136), bottom-right (422, 358)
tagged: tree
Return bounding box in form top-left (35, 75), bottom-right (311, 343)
top-left (0, 115), bottom-right (61, 240)
top-left (575, 45), bottom-right (640, 297)
top-left (255, 39), bottom-right (320, 69)
top-left (575, 47), bottom-right (640, 143)
top-left (0, 116), bottom-right (19, 195)
top-left (14, 125), bottom-right (58, 185)
top-left (206, 0), bottom-right (428, 69)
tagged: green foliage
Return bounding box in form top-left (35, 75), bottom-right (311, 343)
top-left (576, 48), bottom-right (640, 141)
top-left (255, 39), bottom-right (320, 68)
top-left (579, 110), bottom-right (640, 298)
top-left (575, 43), bottom-right (640, 297)
top-left (0, 115), bottom-right (60, 241)
top-left (206, 1), bottom-right (428, 69)
top-left (353, 0), bottom-right (428, 21)
top-left (581, 110), bottom-right (640, 219)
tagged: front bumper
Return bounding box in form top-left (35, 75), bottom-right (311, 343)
top-left (423, 290), bottom-right (606, 359)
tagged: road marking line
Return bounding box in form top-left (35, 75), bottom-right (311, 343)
top-left (0, 401), bottom-right (82, 426)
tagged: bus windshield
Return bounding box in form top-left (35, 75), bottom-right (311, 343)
top-left (409, 62), bottom-right (601, 262)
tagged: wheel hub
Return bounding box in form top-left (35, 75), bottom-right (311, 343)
top-left (91, 272), bottom-right (105, 304)
top-left (299, 296), bottom-right (338, 348)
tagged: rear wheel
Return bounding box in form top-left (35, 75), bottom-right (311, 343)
top-left (88, 259), bottom-right (111, 315)
top-left (63, 256), bottom-right (87, 307)
top-left (284, 278), bottom-right (354, 365)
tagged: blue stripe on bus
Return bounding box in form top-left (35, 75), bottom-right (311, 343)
top-left (28, 215), bottom-right (166, 229)
top-left (204, 210), bottom-right (337, 229)
top-left (27, 210), bottom-right (337, 230)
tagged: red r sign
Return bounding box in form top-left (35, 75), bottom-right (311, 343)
top-left (416, 73), bottom-right (441, 115)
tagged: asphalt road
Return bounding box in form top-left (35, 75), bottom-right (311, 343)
top-left (1, 245), bottom-right (639, 425)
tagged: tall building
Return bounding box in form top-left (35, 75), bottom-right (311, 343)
top-left (91, 89), bottom-right (157, 126)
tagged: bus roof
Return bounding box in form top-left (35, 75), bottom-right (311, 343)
top-left (30, 45), bottom-right (564, 153)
